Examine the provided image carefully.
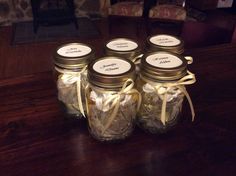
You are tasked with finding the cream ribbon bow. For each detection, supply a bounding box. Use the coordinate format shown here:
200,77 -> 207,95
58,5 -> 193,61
142,71 -> 196,125
58,66 -> 87,117
88,79 -> 141,134
157,71 -> 196,125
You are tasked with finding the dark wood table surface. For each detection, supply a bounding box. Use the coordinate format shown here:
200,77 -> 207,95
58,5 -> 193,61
0,43 -> 236,176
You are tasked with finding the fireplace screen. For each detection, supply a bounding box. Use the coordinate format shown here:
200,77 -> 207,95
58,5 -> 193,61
31,0 -> 78,33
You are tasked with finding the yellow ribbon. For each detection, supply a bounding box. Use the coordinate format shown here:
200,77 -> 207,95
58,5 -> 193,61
132,54 -> 143,64
86,79 -> 141,134
103,79 -> 141,133
184,56 -> 193,64
141,71 -> 196,125
58,66 -> 87,117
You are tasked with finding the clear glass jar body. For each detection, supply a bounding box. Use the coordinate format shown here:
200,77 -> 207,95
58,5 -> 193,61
54,66 -> 87,118
86,86 -> 139,142
136,76 -> 185,133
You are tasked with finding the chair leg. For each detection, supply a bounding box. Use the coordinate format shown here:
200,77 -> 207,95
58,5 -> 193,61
33,20 -> 38,33
108,16 -> 112,34
136,18 -> 144,37
74,18 -> 78,30
66,0 -> 78,30
136,21 -> 140,36
146,19 -> 152,36
177,21 -> 184,36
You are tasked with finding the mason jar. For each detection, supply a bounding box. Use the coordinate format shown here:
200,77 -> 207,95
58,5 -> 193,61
136,51 -> 196,133
85,56 -> 141,142
104,38 -> 142,63
53,43 -> 94,118
146,34 -> 184,55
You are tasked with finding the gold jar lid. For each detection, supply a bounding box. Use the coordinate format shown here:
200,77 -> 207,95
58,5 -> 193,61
105,38 -> 141,60
88,56 -> 136,89
54,43 -> 94,69
140,51 -> 188,81
146,34 -> 184,54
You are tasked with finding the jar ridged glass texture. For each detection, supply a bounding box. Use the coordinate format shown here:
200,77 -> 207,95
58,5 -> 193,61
136,51 -> 195,133
86,57 -> 140,142
53,43 -> 94,118
136,76 -> 185,133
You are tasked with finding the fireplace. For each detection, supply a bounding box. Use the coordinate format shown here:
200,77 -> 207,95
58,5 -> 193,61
30,0 -> 78,33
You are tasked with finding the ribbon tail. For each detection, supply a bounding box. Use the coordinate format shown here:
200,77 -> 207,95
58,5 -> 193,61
161,92 -> 168,125
102,98 -> 120,134
136,91 -> 142,111
132,54 -> 143,64
77,77 -> 85,117
185,56 -> 193,64
177,86 -> 195,121
85,85 -> 90,116
85,84 -> 92,127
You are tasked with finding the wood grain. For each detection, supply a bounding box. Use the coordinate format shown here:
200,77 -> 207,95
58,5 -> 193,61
0,43 -> 236,176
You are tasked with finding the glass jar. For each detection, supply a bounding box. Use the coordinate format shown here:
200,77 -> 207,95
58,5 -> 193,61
86,56 -> 141,142
146,34 -> 184,55
53,43 -> 94,118
136,51 -> 196,133
104,38 -> 142,62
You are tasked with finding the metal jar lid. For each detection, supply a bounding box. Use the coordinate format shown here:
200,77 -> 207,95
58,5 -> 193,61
54,43 -> 94,69
87,56 -> 136,89
146,34 -> 184,55
105,38 -> 142,61
140,51 -> 188,81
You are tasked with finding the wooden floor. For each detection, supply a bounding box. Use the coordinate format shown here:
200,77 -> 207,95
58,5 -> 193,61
0,15 -> 235,80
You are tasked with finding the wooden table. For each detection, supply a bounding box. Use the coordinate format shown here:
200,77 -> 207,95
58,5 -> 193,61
1,44 -> 236,176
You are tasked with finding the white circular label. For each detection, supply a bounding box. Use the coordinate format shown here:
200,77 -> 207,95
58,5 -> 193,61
93,58 -> 131,75
106,39 -> 138,51
146,53 -> 183,68
150,35 -> 181,47
57,44 -> 92,57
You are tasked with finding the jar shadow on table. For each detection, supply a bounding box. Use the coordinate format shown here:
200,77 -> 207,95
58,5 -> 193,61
57,101 -> 88,129
136,112 -> 186,135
